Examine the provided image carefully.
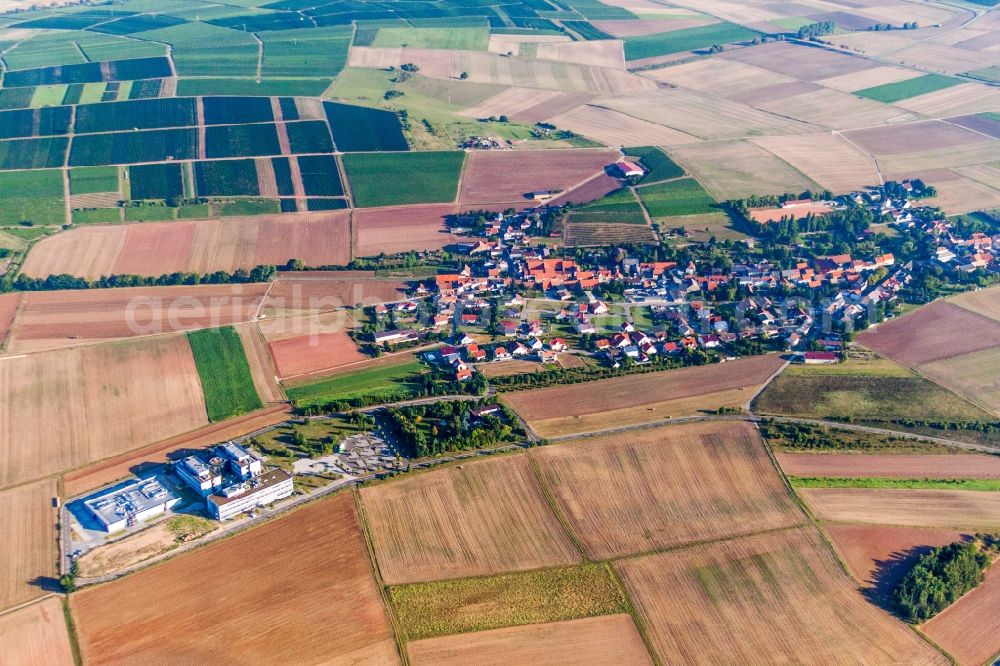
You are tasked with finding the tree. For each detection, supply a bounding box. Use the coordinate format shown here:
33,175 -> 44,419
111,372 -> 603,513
459,71 -> 469,80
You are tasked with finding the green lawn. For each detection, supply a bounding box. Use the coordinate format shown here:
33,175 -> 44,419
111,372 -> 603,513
372,26 -> 489,50
69,166 -> 119,194
30,85 -> 67,108
0,169 -> 65,226
187,327 -> 263,422
790,477 -> 1000,491
570,188 -> 647,224
856,74 -> 961,103
285,359 -> 426,407
637,177 -> 717,217
73,208 -> 121,224
390,564 -> 629,640
343,151 -> 465,207
623,23 -> 760,60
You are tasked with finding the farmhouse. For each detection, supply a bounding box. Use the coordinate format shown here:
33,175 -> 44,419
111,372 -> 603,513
373,329 -> 419,346
799,351 -> 840,364
613,160 -> 644,178
83,478 -> 180,533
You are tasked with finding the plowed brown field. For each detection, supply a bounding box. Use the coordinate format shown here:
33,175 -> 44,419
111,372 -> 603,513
360,454 -> 580,584
922,562 -> 1000,666
858,301 -> 1000,366
458,149 -> 618,204
0,479 -> 57,611
0,336 -> 207,488
262,272 -> 407,317
531,421 -> 803,558
0,292 -> 19,348
407,614 -> 652,666
0,597 -> 74,665
5,284 -> 269,353
353,204 -> 462,256
268,330 -> 367,379
616,528 -> 947,664
776,453 -> 1000,479
502,354 -> 784,437
72,492 -> 399,664
234,323 -> 284,403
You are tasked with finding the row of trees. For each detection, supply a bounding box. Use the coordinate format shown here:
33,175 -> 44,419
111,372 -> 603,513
3,264 -> 277,293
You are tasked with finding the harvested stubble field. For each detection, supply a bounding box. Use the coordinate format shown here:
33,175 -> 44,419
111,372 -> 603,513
799,488 -> 1000,530
360,454 -> 580,585
353,204 -> 463,256
0,336 -> 207,487
0,292 -> 19,347
0,597 -> 74,666
267,330 -> 366,379
477,359 -> 547,378
775,453 -> 1000,479
459,87 -> 591,125
721,41 -> 876,81
407,614 -> 652,666
72,493 -> 398,664
531,422 -> 802,559
21,212 -> 352,279
0,479 -> 57,611
4,284 -> 269,353
390,563 -> 628,640
904,346 -> 1000,416
669,139 -> 820,200
858,301 -> 1000,366
546,104 -> 698,148
233,323 -> 284,404
457,149 -> 619,205
503,354 -> 784,438
945,284 -> 1000,322
262,272 -> 406,317
922,562 -> 1000,666
844,121 -> 990,157
823,524 -> 966,603
616,528 -> 946,665
751,133 -> 881,193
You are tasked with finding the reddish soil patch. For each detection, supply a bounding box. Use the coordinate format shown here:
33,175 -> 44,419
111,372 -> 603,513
547,172 -> 623,208
923,561 -> 1000,666
458,149 -> 619,205
0,292 -> 20,347
825,524 -> 967,606
776,453 -> 1000,479
72,493 -> 398,664
264,272 -> 407,316
63,404 -> 291,497
844,121 -> 988,156
0,597 -> 74,665
728,81 -> 823,106
268,331 -> 367,379
858,301 -> 1000,365
112,222 -> 197,276
7,284 -> 269,353
748,201 -> 834,223
253,212 -> 351,267
353,204 -> 462,256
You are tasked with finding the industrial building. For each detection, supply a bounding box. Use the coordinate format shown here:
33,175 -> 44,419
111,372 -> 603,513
175,441 -> 293,521
83,478 -> 180,533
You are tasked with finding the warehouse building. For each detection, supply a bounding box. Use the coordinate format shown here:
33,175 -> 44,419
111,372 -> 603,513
84,478 -> 180,533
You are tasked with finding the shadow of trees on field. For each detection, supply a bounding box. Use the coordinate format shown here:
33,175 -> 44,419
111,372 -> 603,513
866,534 -> 974,615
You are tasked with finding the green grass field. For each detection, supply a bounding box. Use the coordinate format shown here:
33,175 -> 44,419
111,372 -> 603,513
30,85 -> 67,108
856,74 -> 961,103
0,169 -> 65,226
285,359 -> 426,407
623,22 -> 760,60
176,78 -> 333,98
624,146 -> 684,184
754,359 -> 992,423
70,166 -> 119,194
372,26 -> 489,50
789,477 -> 1000,491
570,188 -> 647,225
638,177 -> 717,218
343,151 -> 465,207
187,327 -> 263,422
390,564 -> 629,640
73,208 -> 121,224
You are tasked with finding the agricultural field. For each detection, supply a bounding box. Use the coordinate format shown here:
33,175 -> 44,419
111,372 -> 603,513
753,355 -> 992,424
458,149 -> 618,205
187,326 -> 263,422
855,74 -> 961,103
568,188 -> 646,225
0,479 -> 57,611
563,222 -> 657,246
21,213 -> 351,279
503,353 -> 784,438
775,453 -> 1000,480
69,166 -> 119,195
3,283 -> 268,354
390,564 -> 627,639
531,422 -> 803,558
616,528 -> 946,664
670,139 -> 820,200
261,272 -> 406,317
800,488 -> 1000,530
0,597 -> 75,666
0,169 -> 65,226
623,22 -> 760,61
0,335 -> 207,487
71,492 -> 399,663
921,563 -> 1000,666
129,163 -> 183,200
360,454 -> 580,584
344,152 -> 465,207
324,101 -> 408,152
407,614 -> 652,666
637,176 -> 717,218
284,356 -> 427,407
266,329 -> 366,379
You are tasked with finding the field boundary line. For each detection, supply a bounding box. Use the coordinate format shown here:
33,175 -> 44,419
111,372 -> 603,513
608,522 -> 810,565
0,291 -> 25,355
605,563 -> 663,666
0,592 -> 59,619
753,419 -> 813,522
61,596 -> 83,666
525,453 -> 592,561
352,487 -> 410,666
